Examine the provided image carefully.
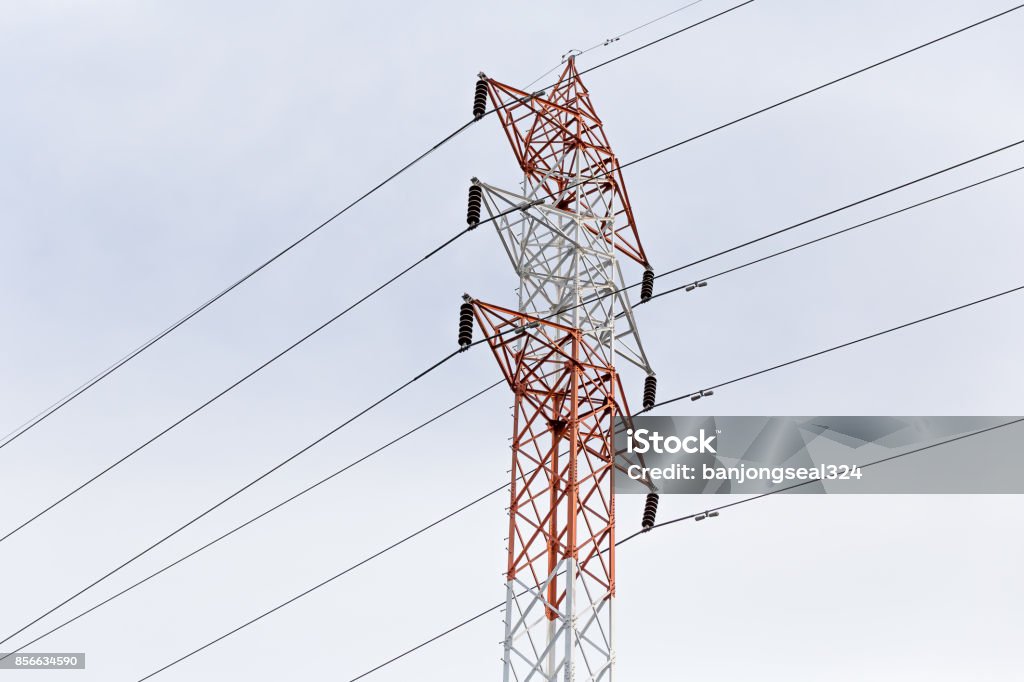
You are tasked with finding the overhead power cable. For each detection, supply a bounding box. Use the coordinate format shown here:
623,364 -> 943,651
0,0 -> 754,454
0,340 -> 504,645
6,2 -> 1016,543
576,0 -> 754,79
617,3 -> 1024,172
0,127 -> 473,453
6,134 -> 1015,614
8,14 -> 1022,650
646,284 -> 1024,410
618,416 -> 1024,541
0,228 -> 472,546
8,4 -> 1020,670
510,3 -> 1024,215
532,137 -> 1024,348
134,417 -> 1024,681
0,195 -> 557,547
578,0 -> 710,54
17,279 -> 1011,667
524,0 -> 751,87
0,381 -> 502,654
16,158 -> 1016,647
133,481 -> 514,682
638,140 -> 1024,291
7,135 -> 1020,644
38,284 -> 1021,669
639,163 -> 1024,305
7,157 -> 1017,646
0,0 -> 764,543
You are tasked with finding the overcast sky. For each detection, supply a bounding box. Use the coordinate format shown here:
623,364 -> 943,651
1,1 -> 1022,680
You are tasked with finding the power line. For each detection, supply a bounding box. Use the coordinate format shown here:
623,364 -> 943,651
330,5 -> 1024,674
13,142 -> 1012,641
135,481 -> 513,682
25,131 -> 1024,622
128,414 -> 1024,680
344,418 -> 1024,681
51,280 -> 1024,667
643,138 -> 1024,289
7,2 -> 1015,543
0,125 -> 473,453
641,163 -> 1024,305
0,228 -> 471,546
0,0 -> 754,455
348,601 -> 504,682
524,0 -> 751,88
498,1 -> 1023,229
648,283 -> 1024,410
0,196 -> 550,548
8,4 -> 1020,674
0,339 -> 503,644
588,0 -> 710,47
619,3 -> 1024,172
619,416 -> 1024,542
517,17 -> 1024,321
7,131 -> 1016,611
577,0 -> 753,78
9,260 -> 1013,661
0,1 -> 766,543
0,381 -> 502,654
111,288 -> 1024,677
521,2 -> 1024,213
8,7 -> 1022,647
521,136 -> 1024,347
10,158 -> 1018,645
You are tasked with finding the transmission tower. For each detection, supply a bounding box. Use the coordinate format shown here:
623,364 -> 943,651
460,58 -> 658,681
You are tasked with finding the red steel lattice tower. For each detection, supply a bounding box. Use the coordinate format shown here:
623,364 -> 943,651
465,58 -> 655,681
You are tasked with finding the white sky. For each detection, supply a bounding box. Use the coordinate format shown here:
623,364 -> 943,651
1,1 -> 1022,680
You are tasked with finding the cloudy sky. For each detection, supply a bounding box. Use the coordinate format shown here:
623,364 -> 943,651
1,1 -> 1022,680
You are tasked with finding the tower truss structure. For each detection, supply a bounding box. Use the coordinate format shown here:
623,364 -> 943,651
468,57 -> 654,681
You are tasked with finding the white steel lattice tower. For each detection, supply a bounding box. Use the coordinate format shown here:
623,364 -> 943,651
465,57 -> 655,681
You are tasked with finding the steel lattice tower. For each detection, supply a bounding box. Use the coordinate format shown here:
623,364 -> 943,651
465,57 -> 654,681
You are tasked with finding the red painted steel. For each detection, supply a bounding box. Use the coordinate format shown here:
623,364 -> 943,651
471,300 -> 627,617
484,58 -> 650,267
